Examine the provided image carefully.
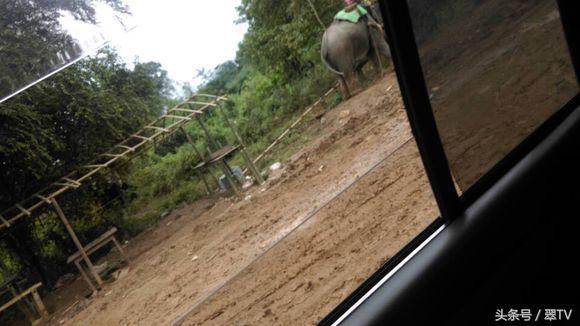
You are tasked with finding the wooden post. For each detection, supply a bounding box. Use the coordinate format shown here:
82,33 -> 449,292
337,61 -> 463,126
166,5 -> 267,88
51,199 -> 103,288
217,104 -> 265,185
240,149 -> 264,185
111,236 -> 127,262
0,283 -> 46,320
180,127 -> 213,194
219,160 -> 241,196
196,113 -> 226,180
194,110 -> 219,152
31,289 -> 49,319
206,166 -> 220,189
7,285 -> 34,321
0,213 -> 10,227
74,260 -> 97,293
225,160 -> 244,194
180,127 -> 205,160
197,170 -> 212,195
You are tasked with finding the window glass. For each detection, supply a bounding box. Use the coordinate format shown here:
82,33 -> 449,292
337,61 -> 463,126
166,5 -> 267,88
0,0 -> 135,103
408,0 -> 578,191
1,1 -> 440,325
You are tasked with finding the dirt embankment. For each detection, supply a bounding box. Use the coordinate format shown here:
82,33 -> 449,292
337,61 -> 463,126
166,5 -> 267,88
51,73 -> 437,326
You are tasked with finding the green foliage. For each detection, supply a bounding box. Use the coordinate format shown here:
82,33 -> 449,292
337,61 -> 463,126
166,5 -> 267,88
112,0 -> 344,238
0,243 -> 21,282
149,0 -> 343,158
0,46 -> 173,285
237,0 -> 342,79
115,146 -> 208,236
31,212 -> 67,260
0,47 -> 171,209
129,147 -> 196,199
197,61 -> 250,95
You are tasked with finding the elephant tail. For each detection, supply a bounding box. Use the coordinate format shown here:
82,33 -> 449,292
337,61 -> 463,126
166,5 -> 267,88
321,32 -> 344,76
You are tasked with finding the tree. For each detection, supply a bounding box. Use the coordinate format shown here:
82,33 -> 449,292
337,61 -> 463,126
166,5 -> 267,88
0,46 -> 172,286
0,0 -> 128,99
237,0 -> 342,79
0,47 -> 171,211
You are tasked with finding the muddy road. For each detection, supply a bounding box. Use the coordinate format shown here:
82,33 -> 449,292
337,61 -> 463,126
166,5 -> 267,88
52,73 -> 438,325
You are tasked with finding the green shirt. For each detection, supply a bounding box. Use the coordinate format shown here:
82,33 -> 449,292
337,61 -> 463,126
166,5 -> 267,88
335,4 -> 368,24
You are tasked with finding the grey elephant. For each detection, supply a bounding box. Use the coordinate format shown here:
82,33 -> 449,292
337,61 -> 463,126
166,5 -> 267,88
321,3 -> 391,98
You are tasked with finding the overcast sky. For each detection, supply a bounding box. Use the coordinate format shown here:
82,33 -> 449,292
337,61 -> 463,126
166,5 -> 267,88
63,0 -> 248,89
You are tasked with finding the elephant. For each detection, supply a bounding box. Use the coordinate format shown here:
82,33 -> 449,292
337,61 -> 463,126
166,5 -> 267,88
321,3 -> 391,99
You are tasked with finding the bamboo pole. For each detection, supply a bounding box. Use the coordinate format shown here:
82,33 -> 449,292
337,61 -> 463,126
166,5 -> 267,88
0,96 -> 227,231
165,115 -> 191,121
185,101 -> 217,107
252,86 -> 338,165
131,134 -> 152,141
0,214 -> 10,227
219,160 -> 241,196
15,204 -> 31,216
195,114 -> 219,151
191,94 -> 219,99
180,127 -> 205,161
62,177 -> 81,187
101,153 -> 123,158
169,108 -> 203,114
31,287 -> 49,318
51,199 -> 103,288
0,283 -> 44,315
216,104 -> 265,185
34,195 -> 51,204
144,126 -> 169,133
180,127 -> 212,195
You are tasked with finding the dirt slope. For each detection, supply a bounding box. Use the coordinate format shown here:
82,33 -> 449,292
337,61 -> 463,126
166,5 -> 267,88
53,73 -> 438,325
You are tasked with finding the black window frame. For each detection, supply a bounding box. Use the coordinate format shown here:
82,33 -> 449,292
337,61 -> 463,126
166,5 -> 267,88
383,0 -> 580,221
320,0 -> 580,324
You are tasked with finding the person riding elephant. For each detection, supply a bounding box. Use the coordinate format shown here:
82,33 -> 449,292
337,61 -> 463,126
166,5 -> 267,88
340,0 -> 387,48
340,0 -> 381,29
321,0 -> 391,98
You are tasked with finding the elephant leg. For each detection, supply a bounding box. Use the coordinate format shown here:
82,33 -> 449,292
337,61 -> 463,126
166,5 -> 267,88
338,76 -> 351,99
370,27 -> 391,57
377,39 -> 392,67
345,71 -> 362,96
357,68 -> 366,88
369,27 -> 392,71
368,51 -> 383,78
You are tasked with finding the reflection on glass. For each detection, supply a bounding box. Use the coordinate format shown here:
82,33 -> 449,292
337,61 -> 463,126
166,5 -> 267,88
408,0 -> 578,191
0,0 -> 135,103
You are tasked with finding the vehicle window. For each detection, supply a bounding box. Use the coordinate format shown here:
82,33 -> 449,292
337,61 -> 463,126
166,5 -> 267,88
0,1 -> 441,325
407,0 -> 577,191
